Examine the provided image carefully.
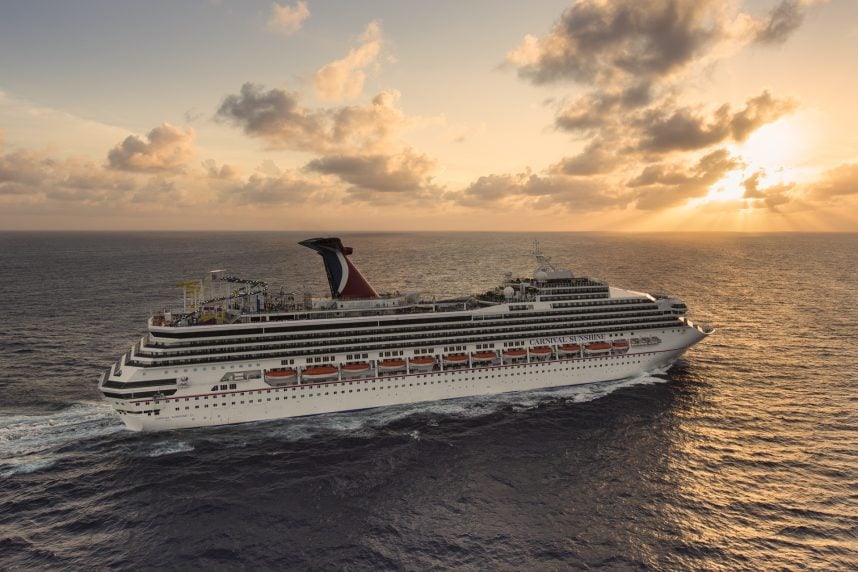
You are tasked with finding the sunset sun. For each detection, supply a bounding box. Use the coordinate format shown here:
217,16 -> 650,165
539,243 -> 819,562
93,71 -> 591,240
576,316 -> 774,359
691,116 -> 809,208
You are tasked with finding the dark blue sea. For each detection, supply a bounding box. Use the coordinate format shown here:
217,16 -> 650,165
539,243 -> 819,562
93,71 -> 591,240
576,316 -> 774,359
0,232 -> 855,570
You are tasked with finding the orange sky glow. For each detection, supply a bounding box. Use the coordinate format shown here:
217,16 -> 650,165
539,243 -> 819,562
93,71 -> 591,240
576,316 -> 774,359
1,0 -> 856,232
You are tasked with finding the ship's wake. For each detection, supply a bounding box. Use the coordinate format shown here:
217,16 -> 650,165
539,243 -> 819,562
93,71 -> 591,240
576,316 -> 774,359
0,368 -> 672,472
0,402 -> 123,477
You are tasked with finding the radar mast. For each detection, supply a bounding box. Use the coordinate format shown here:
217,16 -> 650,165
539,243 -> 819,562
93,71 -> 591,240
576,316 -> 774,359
532,240 -> 556,274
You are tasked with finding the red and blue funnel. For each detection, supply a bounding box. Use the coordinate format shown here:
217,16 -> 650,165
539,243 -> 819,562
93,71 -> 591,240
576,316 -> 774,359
299,237 -> 379,299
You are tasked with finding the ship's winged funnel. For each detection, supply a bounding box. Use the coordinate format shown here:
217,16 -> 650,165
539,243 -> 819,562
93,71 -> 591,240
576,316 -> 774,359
299,238 -> 379,299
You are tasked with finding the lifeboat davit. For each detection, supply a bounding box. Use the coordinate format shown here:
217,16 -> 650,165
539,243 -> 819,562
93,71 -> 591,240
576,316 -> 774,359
585,342 -> 611,354
612,340 -> 630,353
472,351 -> 496,363
342,362 -> 370,377
378,359 -> 406,372
409,356 -> 436,370
529,346 -> 553,359
302,365 -> 339,380
443,354 -> 469,366
558,344 -> 581,356
264,368 -> 298,385
503,349 -> 526,360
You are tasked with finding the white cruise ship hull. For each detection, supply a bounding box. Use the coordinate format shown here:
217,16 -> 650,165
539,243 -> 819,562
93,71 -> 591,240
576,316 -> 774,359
113,327 -> 704,432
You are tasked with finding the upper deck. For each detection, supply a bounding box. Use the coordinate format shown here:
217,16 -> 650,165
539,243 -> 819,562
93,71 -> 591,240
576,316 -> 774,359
150,237 -> 679,332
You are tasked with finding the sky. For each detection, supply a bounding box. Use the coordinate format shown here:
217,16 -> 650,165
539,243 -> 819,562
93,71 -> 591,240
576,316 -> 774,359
1,0 -> 857,232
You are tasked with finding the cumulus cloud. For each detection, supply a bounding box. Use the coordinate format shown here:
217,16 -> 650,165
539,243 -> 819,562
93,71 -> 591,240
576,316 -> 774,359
129,178 -> 179,204
447,171 -> 621,212
550,140 -> 622,176
555,83 -> 652,133
314,21 -> 383,101
754,0 -> 806,45
507,0 -> 725,86
809,163 -> 858,200
107,123 -> 195,173
1,147 -> 137,202
216,84 -> 407,154
741,170 -> 795,210
497,0 -> 808,217
225,172 -> 321,205
742,171 -> 768,199
202,159 -> 240,180
0,149 -> 51,192
636,91 -> 796,153
627,148 -> 742,209
305,148 -> 435,196
267,1 -> 310,34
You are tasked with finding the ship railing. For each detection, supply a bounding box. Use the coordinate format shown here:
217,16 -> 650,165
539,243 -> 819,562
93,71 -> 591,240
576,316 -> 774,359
98,367 -> 110,388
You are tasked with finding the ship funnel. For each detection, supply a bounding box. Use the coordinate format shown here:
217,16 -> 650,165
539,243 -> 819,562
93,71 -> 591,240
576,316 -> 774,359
299,237 -> 379,299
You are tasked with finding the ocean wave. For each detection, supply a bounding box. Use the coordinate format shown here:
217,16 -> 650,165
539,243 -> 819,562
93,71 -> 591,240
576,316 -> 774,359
0,458 -> 57,479
262,367 -> 671,443
145,441 -> 196,457
0,403 -> 123,471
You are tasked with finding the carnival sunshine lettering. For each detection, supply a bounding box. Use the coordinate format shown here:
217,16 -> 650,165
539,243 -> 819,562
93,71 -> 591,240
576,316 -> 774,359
530,334 -> 606,345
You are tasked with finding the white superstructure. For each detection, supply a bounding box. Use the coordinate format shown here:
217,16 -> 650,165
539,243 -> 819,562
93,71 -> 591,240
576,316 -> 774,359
99,238 -> 713,432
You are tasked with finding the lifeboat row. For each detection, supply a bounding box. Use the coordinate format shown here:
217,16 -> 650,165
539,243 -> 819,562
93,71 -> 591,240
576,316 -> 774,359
504,340 -> 631,359
264,340 -> 632,383
264,357 -> 439,384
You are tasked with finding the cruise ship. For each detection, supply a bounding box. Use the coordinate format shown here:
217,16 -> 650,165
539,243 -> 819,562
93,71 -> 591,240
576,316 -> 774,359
99,237 -> 713,432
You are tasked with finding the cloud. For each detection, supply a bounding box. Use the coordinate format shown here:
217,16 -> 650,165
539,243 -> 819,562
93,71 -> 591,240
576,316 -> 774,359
501,0 -> 808,211
741,170 -> 795,210
507,0 -> 724,86
224,172 -> 321,205
550,140 -> 622,176
555,83 -> 652,133
0,149 -> 51,192
107,123 -> 195,173
636,91 -> 796,153
742,171 -> 768,198
729,91 -> 797,140
267,1 -> 310,34
447,170 -> 621,212
202,159 -> 240,180
305,148 -> 436,196
314,21 -> 383,101
1,147 -> 137,201
627,148 -> 742,209
754,0 -> 805,45
216,84 -> 408,154
808,163 -> 858,200
130,178 -> 179,204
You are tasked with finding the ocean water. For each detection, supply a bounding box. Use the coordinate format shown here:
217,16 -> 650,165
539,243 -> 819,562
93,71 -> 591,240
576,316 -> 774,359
0,231 -> 855,570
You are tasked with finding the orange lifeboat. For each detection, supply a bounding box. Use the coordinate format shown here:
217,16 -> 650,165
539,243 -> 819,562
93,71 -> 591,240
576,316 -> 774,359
341,362 -> 370,377
558,344 -> 581,356
612,339 -> 630,353
472,351 -> 496,363
302,365 -> 338,380
443,353 -> 469,366
529,346 -> 553,359
584,342 -> 611,354
264,368 -> 298,385
503,348 -> 527,359
378,359 -> 406,372
409,356 -> 436,370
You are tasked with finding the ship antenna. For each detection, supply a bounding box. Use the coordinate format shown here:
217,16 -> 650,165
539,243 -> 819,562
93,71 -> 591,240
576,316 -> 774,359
531,239 -> 556,273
